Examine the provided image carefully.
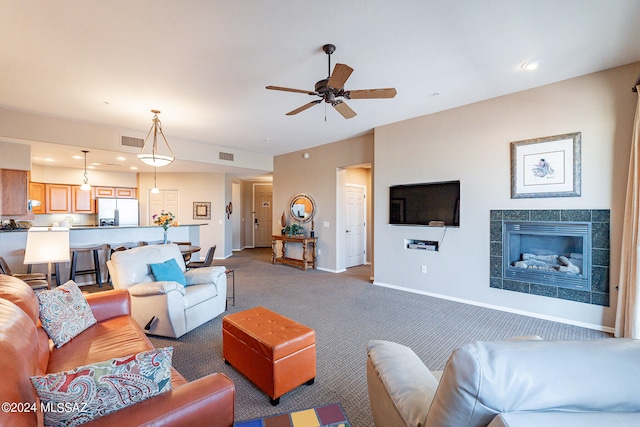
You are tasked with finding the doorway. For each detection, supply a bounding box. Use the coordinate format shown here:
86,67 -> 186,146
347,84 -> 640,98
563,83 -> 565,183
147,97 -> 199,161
253,183 -> 273,248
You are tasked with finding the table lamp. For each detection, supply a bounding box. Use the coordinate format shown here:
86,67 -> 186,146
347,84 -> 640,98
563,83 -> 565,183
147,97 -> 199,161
24,227 -> 70,289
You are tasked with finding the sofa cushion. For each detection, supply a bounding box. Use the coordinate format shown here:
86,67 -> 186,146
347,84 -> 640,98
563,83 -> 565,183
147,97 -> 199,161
426,338 -> 640,427
45,307 -> 188,388
150,258 -> 186,286
31,347 -> 173,427
183,282 -> 219,308
0,299 -> 40,427
109,244 -> 186,290
36,281 -> 97,348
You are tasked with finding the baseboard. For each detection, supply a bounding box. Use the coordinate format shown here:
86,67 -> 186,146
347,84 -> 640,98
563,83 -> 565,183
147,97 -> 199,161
372,281 -> 614,334
318,267 -> 346,273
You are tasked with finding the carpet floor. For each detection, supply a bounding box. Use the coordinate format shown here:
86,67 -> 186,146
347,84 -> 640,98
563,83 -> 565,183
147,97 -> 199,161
148,248 -> 610,426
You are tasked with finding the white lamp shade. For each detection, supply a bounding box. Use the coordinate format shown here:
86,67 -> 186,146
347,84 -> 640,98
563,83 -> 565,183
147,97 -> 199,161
23,227 -> 70,264
137,153 -> 174,167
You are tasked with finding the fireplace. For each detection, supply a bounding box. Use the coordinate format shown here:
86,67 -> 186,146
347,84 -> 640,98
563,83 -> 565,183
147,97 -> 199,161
489,209 -> 610,306
503,221 -> 591,291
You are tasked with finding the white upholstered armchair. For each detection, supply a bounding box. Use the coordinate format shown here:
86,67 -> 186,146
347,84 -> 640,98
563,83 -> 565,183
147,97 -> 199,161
107,243 -> 227,338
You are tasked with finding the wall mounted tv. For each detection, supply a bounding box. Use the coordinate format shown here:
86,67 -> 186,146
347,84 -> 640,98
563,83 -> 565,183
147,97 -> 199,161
389,180 -> 460,227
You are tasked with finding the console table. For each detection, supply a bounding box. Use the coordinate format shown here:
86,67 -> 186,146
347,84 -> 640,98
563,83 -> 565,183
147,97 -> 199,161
271,235 -> 317,271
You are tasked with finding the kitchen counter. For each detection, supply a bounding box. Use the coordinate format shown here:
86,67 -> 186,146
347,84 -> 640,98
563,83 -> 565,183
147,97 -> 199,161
0,224 -> 207,286
0,223 -> 208,232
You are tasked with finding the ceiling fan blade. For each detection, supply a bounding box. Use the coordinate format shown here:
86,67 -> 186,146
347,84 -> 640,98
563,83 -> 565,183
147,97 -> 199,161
266,85 -> 318,95
327,63 -> 354,90
345,88 -> 397,99
286,100 -> 322,116
333,100 -> 356,119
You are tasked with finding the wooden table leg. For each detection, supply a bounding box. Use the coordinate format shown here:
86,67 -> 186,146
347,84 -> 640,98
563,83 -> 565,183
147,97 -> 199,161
271,239 -> 277,264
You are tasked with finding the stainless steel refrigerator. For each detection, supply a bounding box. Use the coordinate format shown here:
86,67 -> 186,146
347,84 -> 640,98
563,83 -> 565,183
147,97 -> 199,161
97,198 -> 139,226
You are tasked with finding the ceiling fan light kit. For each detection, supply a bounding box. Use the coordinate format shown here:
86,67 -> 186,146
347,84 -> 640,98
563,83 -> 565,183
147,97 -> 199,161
266,43 -> 397,119
137,109 -> 175,167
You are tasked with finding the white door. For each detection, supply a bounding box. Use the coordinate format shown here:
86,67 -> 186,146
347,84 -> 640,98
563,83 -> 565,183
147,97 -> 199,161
345,185 -> 365,268
254,184 -> 272,247
149,190 -> 179,224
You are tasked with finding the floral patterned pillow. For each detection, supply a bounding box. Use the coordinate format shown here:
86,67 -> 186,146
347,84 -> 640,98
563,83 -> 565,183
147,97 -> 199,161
36,280 -> 97,348
30,347 -> 173,427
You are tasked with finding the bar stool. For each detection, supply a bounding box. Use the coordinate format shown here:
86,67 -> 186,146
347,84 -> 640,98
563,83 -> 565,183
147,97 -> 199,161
69,245 -> 103,287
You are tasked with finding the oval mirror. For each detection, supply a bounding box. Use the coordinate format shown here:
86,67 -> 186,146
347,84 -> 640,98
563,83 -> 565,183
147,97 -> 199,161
289,193 -> 316,224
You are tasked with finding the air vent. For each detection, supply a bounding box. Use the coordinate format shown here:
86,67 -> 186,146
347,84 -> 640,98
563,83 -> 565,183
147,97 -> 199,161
121,135 -> 145,148
219,152 -> 234,161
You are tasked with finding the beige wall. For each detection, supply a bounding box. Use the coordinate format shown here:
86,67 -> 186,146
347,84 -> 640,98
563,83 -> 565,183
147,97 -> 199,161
30,164 -> 137,187
0,141 -> 30,170
0,108 -> 273,172
373,62 -> 639,331
138,171 -> 227,260
274,134 -> 374,271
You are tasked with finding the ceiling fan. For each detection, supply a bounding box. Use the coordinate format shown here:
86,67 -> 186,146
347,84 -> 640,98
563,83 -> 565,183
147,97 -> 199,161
266,44 -> 397,119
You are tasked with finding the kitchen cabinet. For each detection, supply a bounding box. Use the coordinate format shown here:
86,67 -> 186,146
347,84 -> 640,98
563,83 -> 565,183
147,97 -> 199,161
94,186 -> 137,199
115,187 -> 136,198
71,185 -> 95,213
45,184 -> 72,214
0,169 -> 28,215
29,182 -> 46,214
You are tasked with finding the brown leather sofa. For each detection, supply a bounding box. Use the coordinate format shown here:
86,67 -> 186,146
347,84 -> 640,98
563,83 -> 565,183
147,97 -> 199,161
0,274 -> 235,426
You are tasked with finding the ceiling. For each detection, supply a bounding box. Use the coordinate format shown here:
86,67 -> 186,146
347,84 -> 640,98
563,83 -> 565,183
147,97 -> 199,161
1,1 -> 639,175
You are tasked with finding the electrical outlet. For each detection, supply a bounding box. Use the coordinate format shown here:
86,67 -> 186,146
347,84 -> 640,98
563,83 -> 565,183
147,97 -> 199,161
421,265 -> 427,274
323,221 -> 330,228
318,249 -> 322,255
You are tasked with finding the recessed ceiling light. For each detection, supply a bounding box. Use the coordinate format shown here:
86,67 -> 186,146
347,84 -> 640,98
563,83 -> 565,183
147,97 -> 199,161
130,166 -> 138,170
117,156 -> 126,161
90,162 -> 101,166
44,158 -> 54,162
87,166 -> 96,169
72,155 -> 82,159
521,60 -> 541,71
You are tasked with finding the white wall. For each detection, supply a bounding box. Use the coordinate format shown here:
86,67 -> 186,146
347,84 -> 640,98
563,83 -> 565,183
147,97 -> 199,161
373,62 -> 638,331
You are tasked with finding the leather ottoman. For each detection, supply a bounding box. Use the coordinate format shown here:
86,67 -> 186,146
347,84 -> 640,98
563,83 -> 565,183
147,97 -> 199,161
222,306 -> 316,405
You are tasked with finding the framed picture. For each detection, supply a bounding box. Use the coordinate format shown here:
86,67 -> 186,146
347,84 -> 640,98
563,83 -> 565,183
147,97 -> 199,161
510,132 -> 581,198
193,202 -> 211,220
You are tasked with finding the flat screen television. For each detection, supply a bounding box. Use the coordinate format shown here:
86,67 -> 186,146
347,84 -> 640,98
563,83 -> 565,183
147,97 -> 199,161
389,180 -> 460,226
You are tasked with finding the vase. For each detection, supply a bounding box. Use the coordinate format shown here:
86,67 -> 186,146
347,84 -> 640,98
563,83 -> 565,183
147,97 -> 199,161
163,229 -> 168,244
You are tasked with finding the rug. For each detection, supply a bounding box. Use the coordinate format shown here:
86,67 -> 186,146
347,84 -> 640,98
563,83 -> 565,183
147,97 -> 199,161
233,403 -> 350,427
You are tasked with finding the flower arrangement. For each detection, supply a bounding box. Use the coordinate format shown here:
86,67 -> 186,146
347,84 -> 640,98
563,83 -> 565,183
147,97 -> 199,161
153,212 -> 176,231
153,212 -> 176,244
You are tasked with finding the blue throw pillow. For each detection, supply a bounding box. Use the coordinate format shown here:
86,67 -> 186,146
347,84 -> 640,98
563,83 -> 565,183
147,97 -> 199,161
150,258 -> 186,286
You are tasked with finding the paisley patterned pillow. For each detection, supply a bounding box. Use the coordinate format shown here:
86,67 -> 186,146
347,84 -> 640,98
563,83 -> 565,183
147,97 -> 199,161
30,347 -> 173,427
36,280 -> 97,348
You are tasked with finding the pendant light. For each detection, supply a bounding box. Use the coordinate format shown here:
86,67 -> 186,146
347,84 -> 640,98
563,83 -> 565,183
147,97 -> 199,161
80,150 -> 91,191
137,109 -> 175,167
151,167 -> 160,194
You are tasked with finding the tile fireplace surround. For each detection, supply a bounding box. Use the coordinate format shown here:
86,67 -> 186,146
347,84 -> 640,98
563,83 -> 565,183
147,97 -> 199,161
490,209 -> 610,306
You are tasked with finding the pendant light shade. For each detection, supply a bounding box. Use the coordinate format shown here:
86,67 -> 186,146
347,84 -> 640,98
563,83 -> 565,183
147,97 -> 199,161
80,150 -> 91,191
137,110 -> 175,167
151,167 -> 160,194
